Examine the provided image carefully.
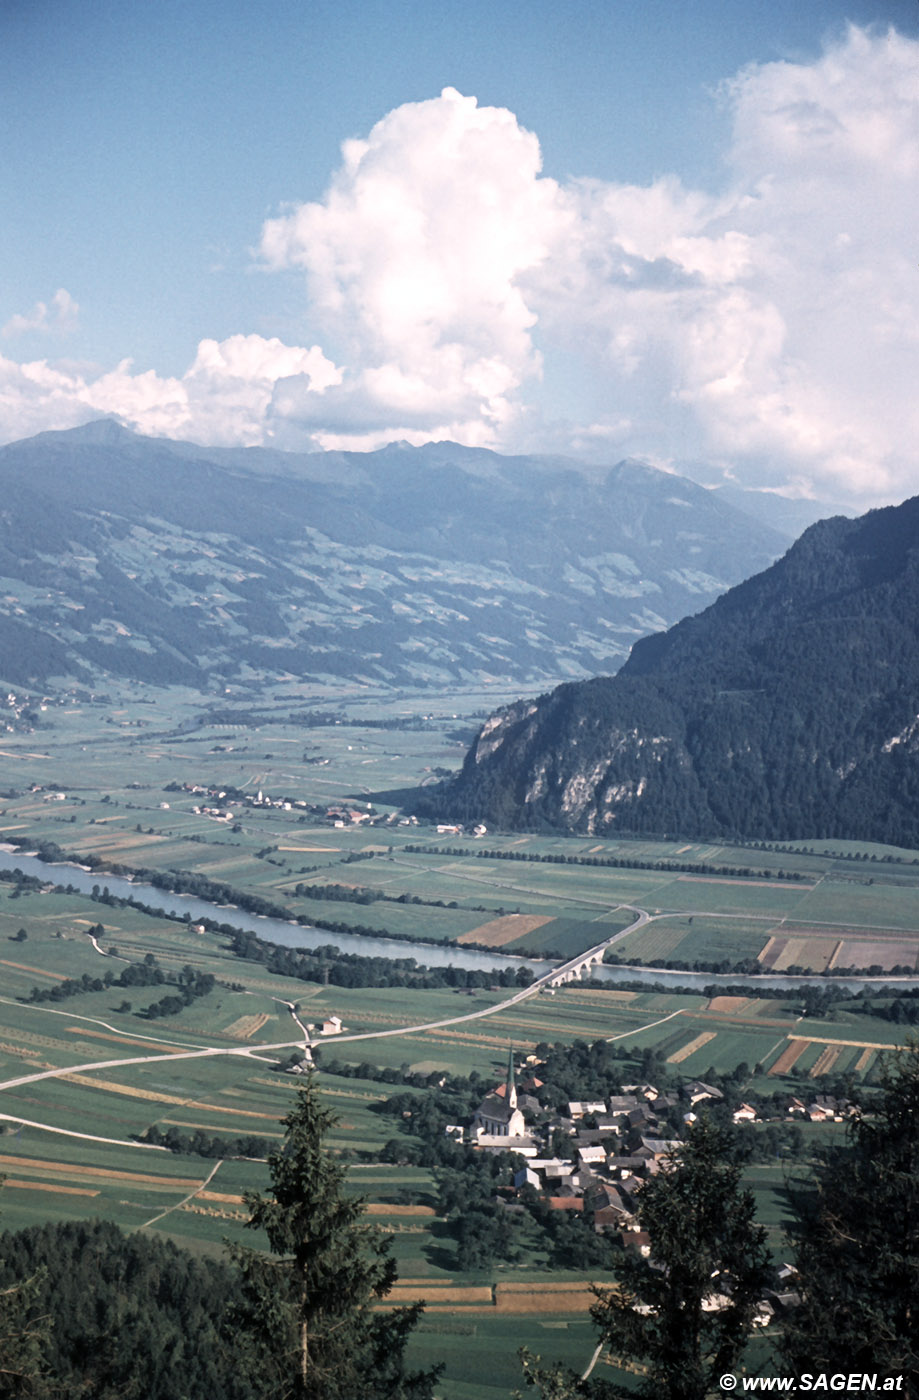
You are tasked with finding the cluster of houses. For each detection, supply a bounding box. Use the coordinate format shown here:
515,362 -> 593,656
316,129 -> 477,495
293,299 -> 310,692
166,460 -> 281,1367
467,1053 -> 723,1226
175,781 -> 492,837
173,781 -> 390,831
467,1057 -> 852,1187
181,783 -> 317,822
463,1052 -> 812,1325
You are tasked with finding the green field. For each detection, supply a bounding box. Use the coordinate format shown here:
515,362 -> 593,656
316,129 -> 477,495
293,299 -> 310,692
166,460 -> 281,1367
0,683 -> 917,1396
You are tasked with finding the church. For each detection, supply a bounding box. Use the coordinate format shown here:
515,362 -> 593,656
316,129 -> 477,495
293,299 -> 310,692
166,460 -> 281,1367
471,1048 -> 536,1153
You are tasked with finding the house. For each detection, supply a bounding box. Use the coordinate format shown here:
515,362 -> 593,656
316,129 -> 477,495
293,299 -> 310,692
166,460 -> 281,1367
577,1144 -> 608,1167
320,1015 -> 343,1035
733,1103 -> 758,1123
627,1105 -> 658,1133
519,1074 -> 544,1094
807,1094 -> 851,1122
590,1185 -> 636,1231
567,1100 -> 607,1119
528,1157 -> 569,1171
619,1230 -> 652,1257
606,1154 -> 649,1179
686,1081 -> 724,1106
476,1135 -> 538,1157
640,1137 -> 682,1159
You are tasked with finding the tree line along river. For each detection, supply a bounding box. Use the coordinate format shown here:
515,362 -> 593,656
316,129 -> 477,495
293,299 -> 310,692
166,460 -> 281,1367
2,846 -> 917,995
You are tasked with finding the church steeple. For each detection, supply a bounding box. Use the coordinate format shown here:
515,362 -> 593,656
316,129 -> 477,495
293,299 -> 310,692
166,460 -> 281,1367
506,1045 -> 517,1110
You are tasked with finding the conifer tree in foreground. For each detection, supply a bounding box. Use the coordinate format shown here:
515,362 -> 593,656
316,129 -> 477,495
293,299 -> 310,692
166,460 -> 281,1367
781,1041 -> 919,1390
230,1074 -> 439,1400
0,1268 -> 49,1398
0,1181 -> 50,1400
521,1118 -> 770,1400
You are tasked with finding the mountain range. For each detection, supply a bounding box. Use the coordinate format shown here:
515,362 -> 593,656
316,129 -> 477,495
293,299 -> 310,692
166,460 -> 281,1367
0,420 -> 791,694
427,495 -> 919,846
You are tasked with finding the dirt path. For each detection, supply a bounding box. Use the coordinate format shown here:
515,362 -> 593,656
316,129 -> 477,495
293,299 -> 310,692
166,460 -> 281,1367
138,1158 -> 224,1228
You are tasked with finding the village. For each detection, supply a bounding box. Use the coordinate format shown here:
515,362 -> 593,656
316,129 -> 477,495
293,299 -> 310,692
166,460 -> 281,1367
464,1050 -> 852,1252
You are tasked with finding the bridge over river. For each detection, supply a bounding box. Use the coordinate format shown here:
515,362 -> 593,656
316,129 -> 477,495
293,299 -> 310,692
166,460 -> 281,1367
541,907 -> 650,988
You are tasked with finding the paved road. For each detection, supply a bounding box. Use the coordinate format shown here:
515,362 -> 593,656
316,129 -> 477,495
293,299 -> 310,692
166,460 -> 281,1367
0,907 -> 651,1097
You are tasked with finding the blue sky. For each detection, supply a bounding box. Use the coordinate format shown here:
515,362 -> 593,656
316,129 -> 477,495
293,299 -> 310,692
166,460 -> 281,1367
3,0 -> 918,505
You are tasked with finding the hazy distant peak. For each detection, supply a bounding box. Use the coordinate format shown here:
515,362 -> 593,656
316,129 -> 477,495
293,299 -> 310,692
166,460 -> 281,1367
45,417 -> 141,447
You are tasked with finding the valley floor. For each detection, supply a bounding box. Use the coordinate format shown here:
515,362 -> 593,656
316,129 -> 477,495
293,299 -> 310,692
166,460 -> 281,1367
0,681 -> 915,1397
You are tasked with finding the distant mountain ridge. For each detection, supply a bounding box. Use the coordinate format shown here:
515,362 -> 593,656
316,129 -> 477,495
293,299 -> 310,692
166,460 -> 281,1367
431,496 -> 919,846
0,421 -> 787,693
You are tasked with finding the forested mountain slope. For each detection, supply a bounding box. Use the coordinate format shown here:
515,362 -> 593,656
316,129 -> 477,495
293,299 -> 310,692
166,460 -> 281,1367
430,496 -> 919,845
0,420 -> 786,692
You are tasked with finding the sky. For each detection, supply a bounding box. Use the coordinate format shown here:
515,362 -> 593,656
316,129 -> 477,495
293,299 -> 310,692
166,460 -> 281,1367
2,0 -> 918,508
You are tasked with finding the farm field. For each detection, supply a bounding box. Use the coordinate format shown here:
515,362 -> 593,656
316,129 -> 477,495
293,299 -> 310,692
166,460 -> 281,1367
0,683 -> 917,1396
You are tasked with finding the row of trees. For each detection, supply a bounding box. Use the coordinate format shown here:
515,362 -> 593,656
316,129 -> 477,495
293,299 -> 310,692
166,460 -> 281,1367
402,842 -> 806,881
22,958 -> 216,1019
230,927 -> 534,992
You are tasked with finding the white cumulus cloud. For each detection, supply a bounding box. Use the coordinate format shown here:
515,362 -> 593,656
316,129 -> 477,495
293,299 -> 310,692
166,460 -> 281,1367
259,86 -> 569,450
0,334 -> 340,447
531,24 -> 919,503
254,31 -> 919,503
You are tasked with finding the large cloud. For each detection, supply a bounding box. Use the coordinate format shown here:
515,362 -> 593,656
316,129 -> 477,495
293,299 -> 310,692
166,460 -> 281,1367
2,26 -> 917,504
524,24 -> 919,502
258,29 -> 919,500
260,86 -> 568,449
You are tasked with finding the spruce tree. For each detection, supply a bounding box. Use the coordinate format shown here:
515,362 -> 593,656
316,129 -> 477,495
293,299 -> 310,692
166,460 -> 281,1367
0,1183 -> 51,1399
781,1042 -> 919,1389
521,1118 -> 769,1399
230,1074 -> 438,1400
0,1269 -> 49,1398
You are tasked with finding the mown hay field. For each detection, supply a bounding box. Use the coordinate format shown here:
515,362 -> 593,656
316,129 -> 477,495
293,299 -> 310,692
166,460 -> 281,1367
667,1030 -> 717,1064
457,913 -> 552,948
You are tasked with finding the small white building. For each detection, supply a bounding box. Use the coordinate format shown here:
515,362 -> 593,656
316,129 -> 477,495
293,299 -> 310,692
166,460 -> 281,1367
578,1144 -> 608,1166
568,1100 -> 607,1119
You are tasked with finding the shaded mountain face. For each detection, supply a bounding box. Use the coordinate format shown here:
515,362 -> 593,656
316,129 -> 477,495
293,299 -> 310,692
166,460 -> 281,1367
434,497 -> 919,846
0,422 -> 786,693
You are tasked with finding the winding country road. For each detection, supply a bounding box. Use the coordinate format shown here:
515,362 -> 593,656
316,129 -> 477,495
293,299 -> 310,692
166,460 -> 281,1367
0,907 -> 652,1146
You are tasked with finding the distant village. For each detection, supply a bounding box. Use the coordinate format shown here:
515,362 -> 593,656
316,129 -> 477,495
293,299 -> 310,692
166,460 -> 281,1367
442,1051 -> 851,1325
155,779 -> 418,831
464,1051 -> 851,1254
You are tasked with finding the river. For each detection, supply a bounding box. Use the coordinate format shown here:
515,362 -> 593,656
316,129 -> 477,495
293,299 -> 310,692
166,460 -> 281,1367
0,847 -> 548,975
3,847 -> 917,995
